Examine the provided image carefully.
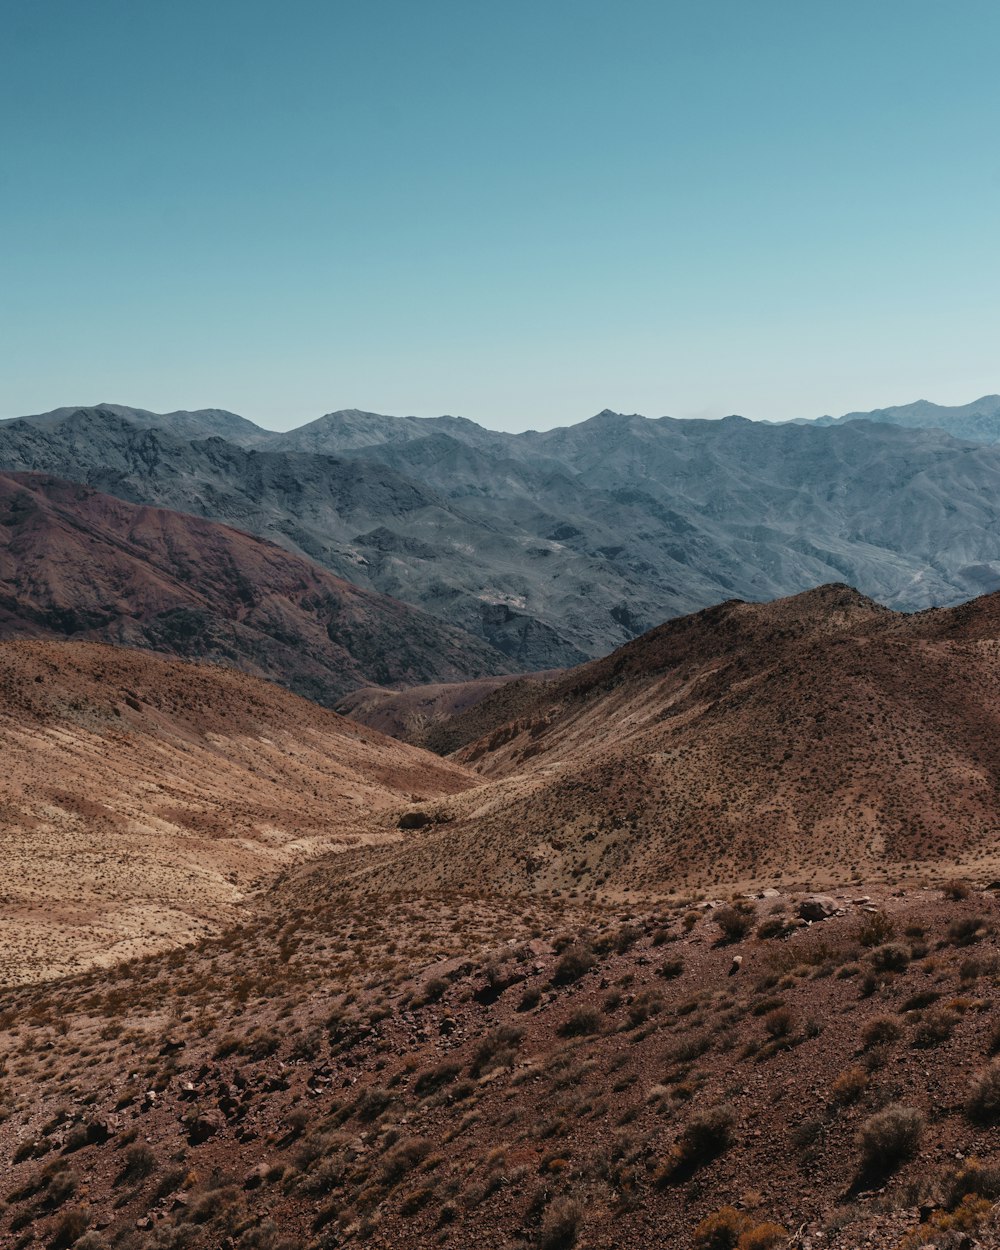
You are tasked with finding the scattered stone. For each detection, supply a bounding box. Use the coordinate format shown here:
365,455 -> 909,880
243,1163 -> 268,1190
797,895 -> 839,922
184,1110 -> 224,1144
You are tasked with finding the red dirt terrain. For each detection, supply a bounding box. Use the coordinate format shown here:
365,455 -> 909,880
0,472 -> 513,703
0,640 -> 474,985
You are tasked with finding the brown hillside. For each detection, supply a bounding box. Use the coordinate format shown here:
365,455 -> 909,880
0,472 -> 514,703
352,585 -> 1000,898
4,867 -> 1000,1250
337,670 -> 560,748
0,640 -> 475,985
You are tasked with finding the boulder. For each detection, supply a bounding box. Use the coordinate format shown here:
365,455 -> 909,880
797,895 -> 839,922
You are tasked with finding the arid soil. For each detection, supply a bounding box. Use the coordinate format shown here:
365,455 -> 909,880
2,872 -> 1000,1249
0,640 -> 473,985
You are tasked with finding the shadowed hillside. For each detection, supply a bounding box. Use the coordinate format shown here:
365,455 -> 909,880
0,472 -> 514,702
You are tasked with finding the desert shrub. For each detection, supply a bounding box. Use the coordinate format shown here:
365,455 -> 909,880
552,945 -> 596,985
693,1206 -> 752,1250
739,1225 -> 789,1250
857,1103 -> 924,1174
714,904 -> 755,943
470,1025 -> 524,1077
539,1195 -> 584,1249
869,943 -> 910,973
381,1137 -> 430,1185
912,1007 -> 957,1048
517,986 -> 541,1012
763,1007 -> 795,1040
354,1087 -> 393,1123
671,1104 -> 737,1174
240,1027 -> 281,1061
413,1062 -> 460,1096
949,915 -> 990,947
900,989 -> 941,1012
861,1015 -> 902,1049
399,1183 -> 436,1214
558,1008 -> 603,1038
966,1060 -> 1000,1124
670,1031 -> 712,1064
943,1157 -> 1000,1207
857,911 -> 895,948
960,954 -> 998,982
73,1235 -> 110,1250
831,1066 -> 868,1104
756,916 -> 788,940
48,1208 -> 90,1249
657,956 -> 684,979
419,977 -> 448,1004
117,1143 -> 157,1185
942,879 -> 972,900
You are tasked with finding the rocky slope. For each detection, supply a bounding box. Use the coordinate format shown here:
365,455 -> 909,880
0,472 -> 513,703
0,639 -> 475,985
3,867 -> 1000,1250
344,584 -> 1000,900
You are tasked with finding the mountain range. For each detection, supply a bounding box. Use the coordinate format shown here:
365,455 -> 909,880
3,397 -> 1000,667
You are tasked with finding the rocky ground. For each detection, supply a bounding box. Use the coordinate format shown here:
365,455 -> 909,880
3,871 -> 1000,1249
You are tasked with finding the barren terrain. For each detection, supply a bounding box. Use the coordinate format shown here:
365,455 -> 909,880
5,586 -> 1000,1247
347,585 -> 1000,902
0,640 -> 473,985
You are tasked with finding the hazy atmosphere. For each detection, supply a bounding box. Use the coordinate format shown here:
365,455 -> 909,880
3,0 -> 999,429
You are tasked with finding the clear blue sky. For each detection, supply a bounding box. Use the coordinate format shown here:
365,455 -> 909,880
2,0 -> 998,431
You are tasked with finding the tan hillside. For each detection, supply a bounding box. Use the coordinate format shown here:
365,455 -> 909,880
0,640 -> 475,985
350,585 -> 1000,898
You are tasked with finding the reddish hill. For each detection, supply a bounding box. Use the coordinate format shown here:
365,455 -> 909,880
354,584 -> 1000,897
0,472 -> 513,703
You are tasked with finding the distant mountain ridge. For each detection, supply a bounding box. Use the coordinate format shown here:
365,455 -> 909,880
800,394 -> 1000,443
4,396 -> 1000,664
10,393 -> 1000,448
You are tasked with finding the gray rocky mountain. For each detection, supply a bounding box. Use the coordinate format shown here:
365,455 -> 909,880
2,403 -> 273,446
802,394 -> 1000,443
4,400 -> 1000,667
